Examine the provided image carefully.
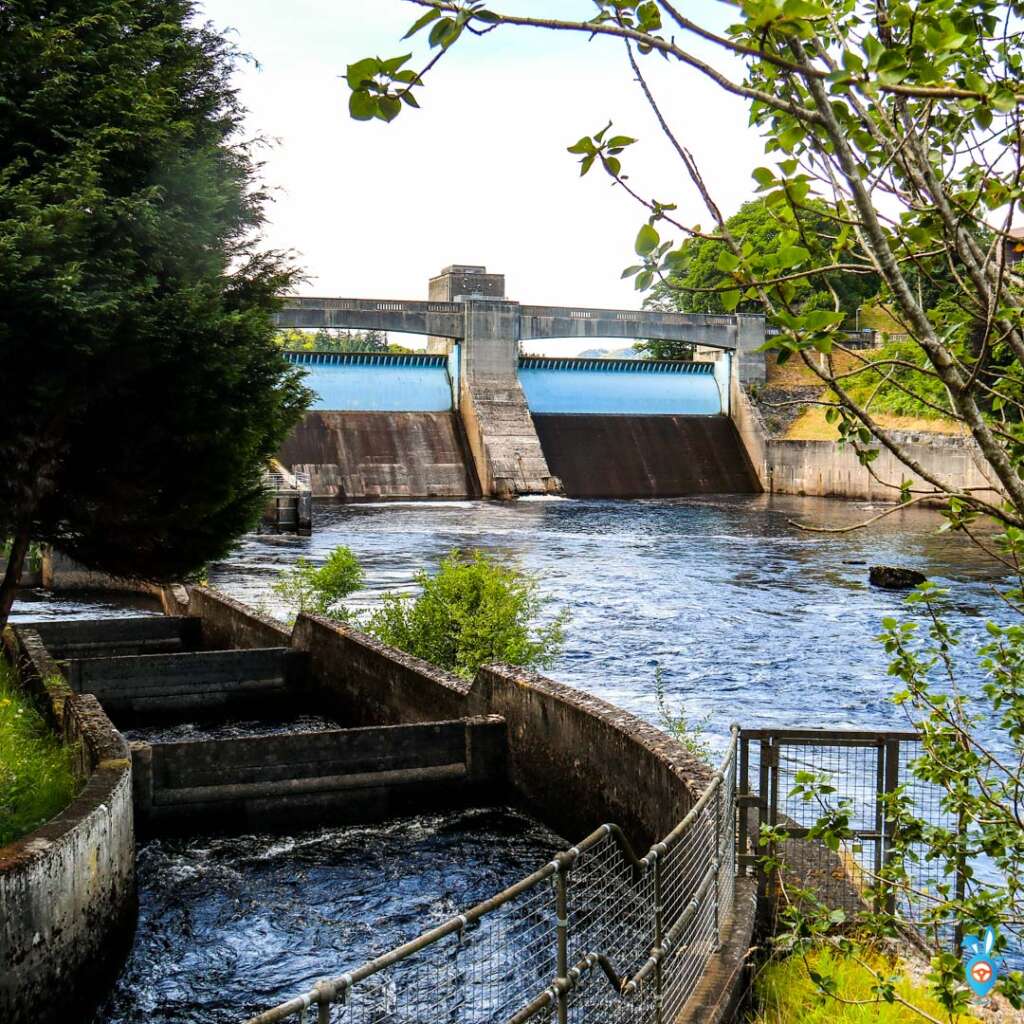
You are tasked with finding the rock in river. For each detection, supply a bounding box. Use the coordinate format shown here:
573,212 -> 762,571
869,565 -> 927,590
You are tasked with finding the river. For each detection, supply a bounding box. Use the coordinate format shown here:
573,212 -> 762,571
16,492 -> 1010,1020
208,494 -> 1008,751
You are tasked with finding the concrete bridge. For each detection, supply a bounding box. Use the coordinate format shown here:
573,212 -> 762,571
275,265 -> 765,500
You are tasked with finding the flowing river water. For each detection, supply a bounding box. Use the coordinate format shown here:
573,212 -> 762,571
12,493 -> 1013,1020
211,494 -> 1008,749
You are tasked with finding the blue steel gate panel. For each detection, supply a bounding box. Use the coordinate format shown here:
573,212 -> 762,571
284,351 -> 453,412
517,357 -> 723,416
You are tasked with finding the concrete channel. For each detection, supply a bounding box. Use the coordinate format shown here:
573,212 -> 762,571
2,590 -> 756,1024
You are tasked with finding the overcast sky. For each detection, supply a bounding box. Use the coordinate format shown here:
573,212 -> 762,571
199,1 -> 766,341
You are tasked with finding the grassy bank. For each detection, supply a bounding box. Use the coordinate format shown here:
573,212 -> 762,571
0,658 -> 79,846
752,942 -> 972,1024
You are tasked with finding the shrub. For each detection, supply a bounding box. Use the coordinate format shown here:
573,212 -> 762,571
272,546 -> 365,619
654,666 -> 712,762
364,549 -> 567,679
0,659 -> 79,846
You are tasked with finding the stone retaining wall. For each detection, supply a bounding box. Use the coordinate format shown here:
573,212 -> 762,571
0,629 -> 135,1024
764,431 -> 1001,502
731,381 -> 1002,502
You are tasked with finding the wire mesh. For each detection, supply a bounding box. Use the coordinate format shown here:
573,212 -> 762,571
741,730 -> 1023,962
244,733 -> 741,1024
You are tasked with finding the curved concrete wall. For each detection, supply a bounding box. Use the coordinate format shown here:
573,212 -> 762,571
0,630 -> 135,1024
180,587 -> 756,1022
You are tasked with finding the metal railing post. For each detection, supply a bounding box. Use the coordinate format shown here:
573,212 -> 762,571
737,733 -> 749,874
882,738 -> 900,916
555,866 -> 569,1024
654,852 -> 664,1024
713,782 -> 722,945
315,980 -> 334,1024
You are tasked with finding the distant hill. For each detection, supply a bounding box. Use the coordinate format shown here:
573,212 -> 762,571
575,346 -> 639,359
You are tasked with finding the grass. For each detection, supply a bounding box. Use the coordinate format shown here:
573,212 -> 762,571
0,658 -> 80,847
785,405 -> 966,441
752,942 -> 973,1024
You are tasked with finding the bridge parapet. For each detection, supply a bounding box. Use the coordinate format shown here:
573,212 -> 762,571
518,304 -> 740,348
277,296 -> 757,353
277,297 -> 463,338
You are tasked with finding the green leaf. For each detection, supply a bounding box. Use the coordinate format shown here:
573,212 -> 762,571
346,58 -> 380,90
349,90 -> 377,121
635,223 -> 660,256
403,8 -> 441,38
721,288 -> 741,311
752,166 -> 775,188
376,95 -> 402,122
716,250 -> 741,272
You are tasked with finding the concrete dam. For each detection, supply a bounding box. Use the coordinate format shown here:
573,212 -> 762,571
275,265 -> 764,500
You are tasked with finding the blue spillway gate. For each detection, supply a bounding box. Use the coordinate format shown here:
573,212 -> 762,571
284,351 -> 453,412
518,356 -> 725,415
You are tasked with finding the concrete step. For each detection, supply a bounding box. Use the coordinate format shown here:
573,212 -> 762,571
28,616 -> 202,661
65,647 -> 306,723
132,716 -> 507,834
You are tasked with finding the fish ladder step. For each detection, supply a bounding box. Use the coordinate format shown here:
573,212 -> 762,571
29,615 -> 201,657
67,648 -> 304,703
151,763 -> 468,806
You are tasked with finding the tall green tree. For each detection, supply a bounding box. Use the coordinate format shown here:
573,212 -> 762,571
0,1 -> 311,628
645,197 -> 880,324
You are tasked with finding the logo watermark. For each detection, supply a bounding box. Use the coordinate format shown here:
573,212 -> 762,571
963,926 -> 1006,1000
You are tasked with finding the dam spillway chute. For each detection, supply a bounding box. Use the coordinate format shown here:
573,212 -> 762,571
518,355 -> 759,499
279,351 -> 480,500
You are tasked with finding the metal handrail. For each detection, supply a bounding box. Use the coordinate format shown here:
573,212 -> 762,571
243,725 -> 739,1024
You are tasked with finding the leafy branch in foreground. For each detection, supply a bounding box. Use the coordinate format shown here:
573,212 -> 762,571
346,0 -> 1024,528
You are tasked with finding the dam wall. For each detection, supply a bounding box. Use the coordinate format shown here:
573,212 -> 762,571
280,351 -> 479,500
279,410 -> 479,500
276,273 -> 769,501
0,630 -> 135,1024
533,413 -> 760,498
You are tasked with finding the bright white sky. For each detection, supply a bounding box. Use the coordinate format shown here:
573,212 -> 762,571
198,1 -> 766,348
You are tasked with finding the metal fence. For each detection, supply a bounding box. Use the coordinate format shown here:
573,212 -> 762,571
243,727 -> 739,1024
738,729 -> 961,945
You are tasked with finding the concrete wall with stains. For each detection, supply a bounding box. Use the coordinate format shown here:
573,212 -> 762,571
0,630 -> 135,1024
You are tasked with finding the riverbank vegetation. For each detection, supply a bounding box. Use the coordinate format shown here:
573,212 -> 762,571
274,546 -> 567,678
752,941 -> 972,1024
0,659 -> 79,847
366,550 -> 567,679
272,547 -> 365,619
